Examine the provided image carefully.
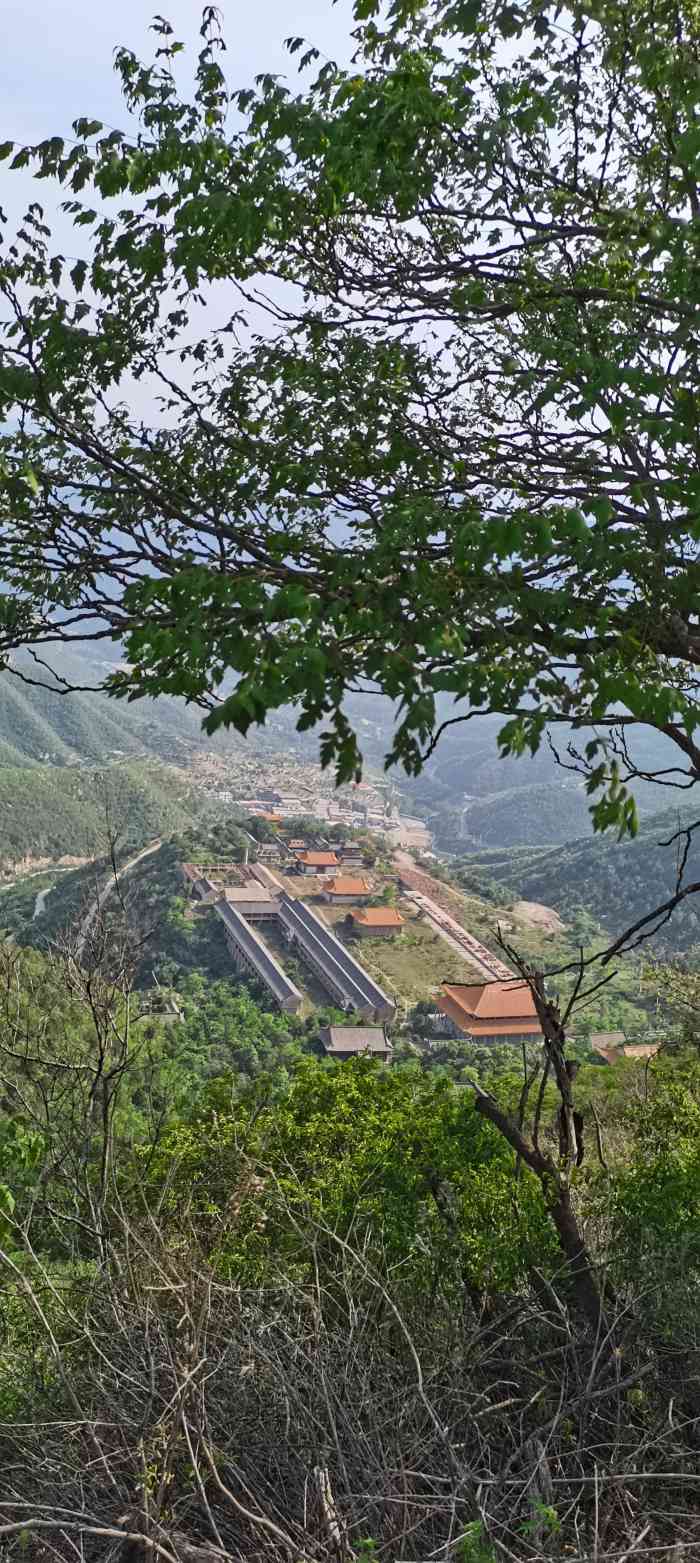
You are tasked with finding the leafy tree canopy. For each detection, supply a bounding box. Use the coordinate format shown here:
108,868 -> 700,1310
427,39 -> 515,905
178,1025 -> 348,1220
150,1055 -> 556,1292
1,0 -> 700,832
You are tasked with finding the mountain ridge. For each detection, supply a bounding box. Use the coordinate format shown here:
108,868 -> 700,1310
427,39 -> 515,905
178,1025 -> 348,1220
461,800 -> 700,952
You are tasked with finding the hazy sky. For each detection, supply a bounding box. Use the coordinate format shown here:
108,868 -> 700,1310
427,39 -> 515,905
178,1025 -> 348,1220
2,0 -> 356,144
1,1 -> 357,349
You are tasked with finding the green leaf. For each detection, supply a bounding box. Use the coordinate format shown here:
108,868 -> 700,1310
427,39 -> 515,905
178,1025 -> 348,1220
22,466 -> 40,496
70,259 -> 88,292
73,117 -> 104,138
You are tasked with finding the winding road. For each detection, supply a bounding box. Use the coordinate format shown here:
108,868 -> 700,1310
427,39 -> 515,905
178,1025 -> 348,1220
75,839 -> 162,958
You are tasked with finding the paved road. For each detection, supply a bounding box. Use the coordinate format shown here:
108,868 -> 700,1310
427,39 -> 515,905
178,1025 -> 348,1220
75,840 -> 162,958
1,866 -> 60,896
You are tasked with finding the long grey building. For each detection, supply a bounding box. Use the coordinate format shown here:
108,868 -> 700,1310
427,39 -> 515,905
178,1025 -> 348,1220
277,893 -> 395,1022
214,900 -> 303,1014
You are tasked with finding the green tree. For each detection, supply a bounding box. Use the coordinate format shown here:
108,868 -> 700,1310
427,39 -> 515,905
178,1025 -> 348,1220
246,817 -> 278,844
611,1057 -> 700,1332
0,2 -> 700,847
151,1056 -> 556,1296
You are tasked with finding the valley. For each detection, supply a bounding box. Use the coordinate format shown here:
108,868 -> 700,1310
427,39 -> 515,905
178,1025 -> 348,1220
0,656 -> 694,1052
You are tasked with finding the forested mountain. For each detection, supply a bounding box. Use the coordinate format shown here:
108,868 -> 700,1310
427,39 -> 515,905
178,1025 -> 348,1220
431,782 -> 592,850
398,715 -> 685,853
0,762 -> 207,873
0,647 -> 217,766
463,803 -> 700,952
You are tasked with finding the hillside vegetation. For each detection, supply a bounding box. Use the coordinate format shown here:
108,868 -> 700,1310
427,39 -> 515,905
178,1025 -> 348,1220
0,935 -> 698,1562
436,782 -> 592,850
0,649 -> 214,766
0,763 -> 208,876
462,802 -> 700,952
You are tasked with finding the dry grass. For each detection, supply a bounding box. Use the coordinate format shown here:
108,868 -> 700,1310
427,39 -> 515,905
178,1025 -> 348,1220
322,902 -> 491,1006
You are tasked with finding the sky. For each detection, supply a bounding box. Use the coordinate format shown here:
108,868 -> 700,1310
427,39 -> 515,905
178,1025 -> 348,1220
2,1 -> 356,146
0,0 -> 358,402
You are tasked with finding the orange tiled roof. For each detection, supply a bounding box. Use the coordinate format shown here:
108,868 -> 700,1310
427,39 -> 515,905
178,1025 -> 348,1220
297,851 -> 339,867
351,908 -> 405,928
325,876 -> 370,895
441,981 -> 538,1020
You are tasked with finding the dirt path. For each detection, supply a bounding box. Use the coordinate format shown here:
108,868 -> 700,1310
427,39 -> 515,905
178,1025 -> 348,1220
33,885 -> 53,920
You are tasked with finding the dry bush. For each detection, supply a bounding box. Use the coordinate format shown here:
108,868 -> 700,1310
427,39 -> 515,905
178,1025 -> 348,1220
0,1196 -> 698,1563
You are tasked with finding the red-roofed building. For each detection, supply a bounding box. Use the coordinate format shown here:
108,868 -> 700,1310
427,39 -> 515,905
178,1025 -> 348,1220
295,851 -> 340,875
350,907 -> 405,939
437,981 -> 543,1045
590,1031 -> 660,1064
322,876 -> 371,904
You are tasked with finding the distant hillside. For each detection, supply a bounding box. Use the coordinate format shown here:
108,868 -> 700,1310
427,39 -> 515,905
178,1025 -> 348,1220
462,801 -> 700,952
399,713 -> 684,853
0,647 -> 214,767
0,761 -> 208,873
0,645 -> 338,770
432,782 -> 592,851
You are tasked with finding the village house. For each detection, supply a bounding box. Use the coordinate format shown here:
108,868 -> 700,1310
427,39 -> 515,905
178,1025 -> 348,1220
295,850 -> 340,876
590,1031 -> 659,1064
350,907 -> 405,939
181,863 -> 203,894
321,1025 -> 393,1063
181,865 -> 219,902
436,981 -> 543,1045
337,854 -> 366,869
322,876 -> 371,905
221,886 -> 278,921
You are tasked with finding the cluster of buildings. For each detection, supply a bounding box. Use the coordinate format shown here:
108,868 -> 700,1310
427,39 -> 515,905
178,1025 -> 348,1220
181,861 -> 655,1064
236,784 -> 432,852
181,851 -> 550,1052
182,862 -> 398,1022
182,809 -> 656,1065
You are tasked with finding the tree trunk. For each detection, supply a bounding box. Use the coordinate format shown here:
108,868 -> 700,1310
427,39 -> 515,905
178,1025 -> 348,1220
473,1089 -> 605,1329
547,1181 -> 606,1330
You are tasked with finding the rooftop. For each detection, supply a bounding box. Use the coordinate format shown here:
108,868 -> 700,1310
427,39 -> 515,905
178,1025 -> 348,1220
325,876 -> 371,895
440,980 -> 539,1020
223,886 -> 276,906
437,981 -> 543,1038
351,908 -> 405,928
590,1031 -> 626,1049
297,851 -> 340,867
322,1025 -> 392,1055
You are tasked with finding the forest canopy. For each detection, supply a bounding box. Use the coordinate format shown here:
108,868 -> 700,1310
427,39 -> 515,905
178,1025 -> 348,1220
0,0 -> 699,836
